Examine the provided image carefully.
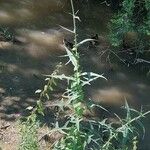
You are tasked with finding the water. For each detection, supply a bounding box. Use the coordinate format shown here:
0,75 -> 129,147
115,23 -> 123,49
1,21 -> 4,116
0,0 -> 149,149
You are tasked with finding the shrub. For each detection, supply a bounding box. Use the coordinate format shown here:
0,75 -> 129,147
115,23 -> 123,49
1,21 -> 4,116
109,0 -> 150,48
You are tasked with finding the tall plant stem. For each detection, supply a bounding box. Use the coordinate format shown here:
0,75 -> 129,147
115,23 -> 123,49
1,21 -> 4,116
70,0 -> 77,48
70,0 -> 84,106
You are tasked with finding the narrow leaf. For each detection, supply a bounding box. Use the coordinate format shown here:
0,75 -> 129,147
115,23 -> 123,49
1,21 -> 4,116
76,39 -> 95,47
59,25 -> 74,33
64,46 -> 78,71
35,89 -> 42,94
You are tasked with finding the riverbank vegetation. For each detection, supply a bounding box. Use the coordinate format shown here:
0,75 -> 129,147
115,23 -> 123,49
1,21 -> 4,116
109,0 -> 150,66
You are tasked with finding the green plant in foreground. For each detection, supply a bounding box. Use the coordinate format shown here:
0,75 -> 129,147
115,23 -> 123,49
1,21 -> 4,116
19,113 -> 39,150
19,0 -> 150,149
19,63 -> 62,150
44,1 -> 106,149
45,1 -> 150,150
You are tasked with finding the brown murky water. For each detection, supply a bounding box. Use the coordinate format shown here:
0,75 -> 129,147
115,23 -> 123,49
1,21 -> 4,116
0,0 -> 149,149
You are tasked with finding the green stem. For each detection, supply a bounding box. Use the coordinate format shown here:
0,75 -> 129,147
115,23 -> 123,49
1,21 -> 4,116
70,0 -> 77,47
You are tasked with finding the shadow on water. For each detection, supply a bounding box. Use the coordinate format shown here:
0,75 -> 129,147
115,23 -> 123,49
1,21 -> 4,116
0,0 -> 149,149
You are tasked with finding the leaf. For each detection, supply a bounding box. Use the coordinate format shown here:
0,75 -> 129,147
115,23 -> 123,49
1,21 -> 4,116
44,85 -> 48,91
76,39 -> 95,47
81,72 -> 107,86
49,85 -> 53,91
45,78 -> 50,81
44,74 -> 74,81
59,25 -> 74,33
91,104 -> 109,112
45,93 -> 50,100
64,46 -> 78,71
125,100 -> 131,121
136,120 -> 145,140
35,89 -> 42,94
37,100 -> 44,115
74,16 -> 81,22
82,72 -> 107,80
87,135 -> 93,144
87,99 -> 109,113
52,79 -> 57,86
26,106 -> 33,110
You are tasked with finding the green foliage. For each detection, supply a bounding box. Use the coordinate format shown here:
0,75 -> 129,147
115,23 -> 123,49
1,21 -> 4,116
109,0 -> 135,46
122,0 -> 135,15
108,13 -> 134,46
53,120 -> 87,150
36,62 -> 62,103
19,114 -> 39,150
101,101 -> 149,150
109,0 -> 150,47
19,63 -> 62,150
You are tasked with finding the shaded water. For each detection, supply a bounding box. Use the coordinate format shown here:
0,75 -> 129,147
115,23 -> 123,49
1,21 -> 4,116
0,0 -> 149,149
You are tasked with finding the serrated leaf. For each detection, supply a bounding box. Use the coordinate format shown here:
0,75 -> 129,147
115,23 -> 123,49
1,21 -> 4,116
45,74 -> 74,81
82,72 -> 103,85
64,46 -> 78,71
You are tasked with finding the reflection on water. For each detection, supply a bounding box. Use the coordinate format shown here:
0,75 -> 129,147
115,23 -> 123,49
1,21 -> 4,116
0,0 -> 149,149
